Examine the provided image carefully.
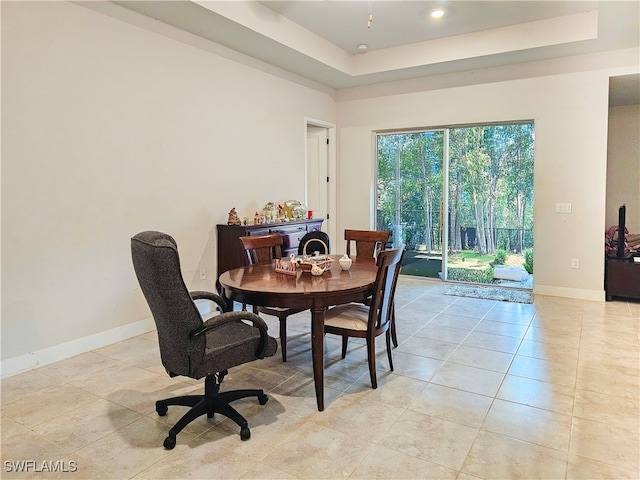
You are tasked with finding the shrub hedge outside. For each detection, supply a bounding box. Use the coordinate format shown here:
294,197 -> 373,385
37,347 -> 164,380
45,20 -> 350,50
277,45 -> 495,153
447,267 -> 496,284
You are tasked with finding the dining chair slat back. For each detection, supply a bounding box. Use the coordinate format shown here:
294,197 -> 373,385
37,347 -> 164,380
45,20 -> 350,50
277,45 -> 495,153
239,233 -> 283,265
344,229 -> 390,260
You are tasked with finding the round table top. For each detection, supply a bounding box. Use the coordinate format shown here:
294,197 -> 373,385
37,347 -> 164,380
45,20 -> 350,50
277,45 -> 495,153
219,255 -> 378,309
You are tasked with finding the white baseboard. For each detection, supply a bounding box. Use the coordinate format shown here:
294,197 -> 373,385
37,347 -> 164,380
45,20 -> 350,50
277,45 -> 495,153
533,284 -> 605,302
0,317 -> 156,379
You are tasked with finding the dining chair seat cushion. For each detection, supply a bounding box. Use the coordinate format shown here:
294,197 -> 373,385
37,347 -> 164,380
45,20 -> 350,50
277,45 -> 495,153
324,303 -> 369,331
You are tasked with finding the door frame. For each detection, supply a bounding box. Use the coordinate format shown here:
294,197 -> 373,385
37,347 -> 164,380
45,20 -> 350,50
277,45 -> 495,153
375,123 -> 534,287
305,117 -> 336,245
375,129 -> 448,277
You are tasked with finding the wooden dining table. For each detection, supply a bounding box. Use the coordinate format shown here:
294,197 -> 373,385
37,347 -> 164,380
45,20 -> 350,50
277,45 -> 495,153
218,254 -> 378,411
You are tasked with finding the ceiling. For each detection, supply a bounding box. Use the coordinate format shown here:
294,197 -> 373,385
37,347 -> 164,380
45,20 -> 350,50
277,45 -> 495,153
261,1 -> 601,54
114,1 -> 639,101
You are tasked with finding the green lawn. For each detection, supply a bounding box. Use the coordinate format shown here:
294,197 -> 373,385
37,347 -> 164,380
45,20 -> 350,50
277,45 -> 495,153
402,249 -> 528,284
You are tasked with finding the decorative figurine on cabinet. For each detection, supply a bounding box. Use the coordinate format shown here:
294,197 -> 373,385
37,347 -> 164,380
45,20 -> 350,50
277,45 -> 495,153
227,208 -> 241,225
262,202 -> 277,223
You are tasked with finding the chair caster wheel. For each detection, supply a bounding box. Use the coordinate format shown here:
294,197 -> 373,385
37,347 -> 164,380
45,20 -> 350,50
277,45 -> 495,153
258,394 -> 269,405
240,426 -> 251,441
163,435 -> 176,450
156,403 -> 168,416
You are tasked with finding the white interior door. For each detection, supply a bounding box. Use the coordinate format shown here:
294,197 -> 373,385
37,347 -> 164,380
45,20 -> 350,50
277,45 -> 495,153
306,126 -> 328,222
305,119 -> 336,247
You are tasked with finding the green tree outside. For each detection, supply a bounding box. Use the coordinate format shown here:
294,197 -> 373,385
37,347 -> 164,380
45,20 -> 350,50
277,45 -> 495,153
376,122 -> 534,282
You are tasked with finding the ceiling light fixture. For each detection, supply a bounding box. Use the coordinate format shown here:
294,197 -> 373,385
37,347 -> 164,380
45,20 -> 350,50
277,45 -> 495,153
430,8 -> 445,19
357,43 -> 369,53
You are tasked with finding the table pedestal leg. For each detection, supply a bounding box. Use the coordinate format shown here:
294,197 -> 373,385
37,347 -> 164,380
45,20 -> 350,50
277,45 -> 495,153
311,307 -> 325,411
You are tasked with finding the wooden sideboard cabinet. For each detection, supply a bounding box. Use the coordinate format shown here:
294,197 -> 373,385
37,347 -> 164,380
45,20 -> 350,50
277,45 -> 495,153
605,256 -> 640,301
216,218 -> 324,281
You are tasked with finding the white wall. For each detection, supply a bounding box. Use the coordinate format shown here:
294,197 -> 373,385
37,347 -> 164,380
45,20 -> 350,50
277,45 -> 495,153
606,105 -> 640,233
1,2 -> 336,370
335,70 -> 637,301
3,1 -> 638,375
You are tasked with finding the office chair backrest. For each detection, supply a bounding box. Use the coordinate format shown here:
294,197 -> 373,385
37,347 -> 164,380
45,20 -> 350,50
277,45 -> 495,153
298,230 -> 330,256
131,231 -> 205,377
239,233 -> 283,265
369,245 -> 405,333
345,229 -> 390,259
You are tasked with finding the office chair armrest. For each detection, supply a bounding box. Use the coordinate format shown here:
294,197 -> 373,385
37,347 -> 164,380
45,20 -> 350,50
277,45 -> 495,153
190,311 -> 271,359
190,291 -> 229,313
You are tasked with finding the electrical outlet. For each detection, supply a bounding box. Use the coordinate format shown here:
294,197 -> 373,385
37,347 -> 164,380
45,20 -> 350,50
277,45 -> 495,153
556,203 -> 572,213
200,268 -> 206,280
571,258 -> 579,269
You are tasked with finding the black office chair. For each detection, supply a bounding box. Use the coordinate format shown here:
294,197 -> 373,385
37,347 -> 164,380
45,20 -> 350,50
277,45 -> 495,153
131,231 -> 277,449
298,230 -> 331,257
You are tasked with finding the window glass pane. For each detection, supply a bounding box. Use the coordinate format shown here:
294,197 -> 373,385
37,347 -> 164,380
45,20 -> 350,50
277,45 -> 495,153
376,122 -> 534,287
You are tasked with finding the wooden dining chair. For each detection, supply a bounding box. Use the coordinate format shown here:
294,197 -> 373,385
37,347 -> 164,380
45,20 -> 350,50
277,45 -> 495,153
344,229 -> 390,260
323,245 -> 405,389
238,233 -> 303,362
344,229 -> 399,347
240,233 -> 284,265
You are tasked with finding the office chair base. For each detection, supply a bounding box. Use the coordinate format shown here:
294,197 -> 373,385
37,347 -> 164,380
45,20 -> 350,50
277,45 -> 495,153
155,374 -> 269,449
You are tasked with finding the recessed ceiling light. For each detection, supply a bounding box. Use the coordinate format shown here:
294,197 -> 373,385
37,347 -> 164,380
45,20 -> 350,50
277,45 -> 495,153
430,8 -> 445,19
357,43 -> 369,53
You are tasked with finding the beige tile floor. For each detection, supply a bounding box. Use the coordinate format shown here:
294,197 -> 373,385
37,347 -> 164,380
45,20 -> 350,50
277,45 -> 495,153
2,277 -> 639,479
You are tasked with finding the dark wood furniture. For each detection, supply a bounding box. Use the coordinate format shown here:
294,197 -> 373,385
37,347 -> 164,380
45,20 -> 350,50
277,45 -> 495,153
604,205 -> 640,301
324,247 -> 405,390
238,233 -> 304,362
216,219 -> 324,281
344,229 -> 390,259
605,256 -> 640,301
343,229 -> 398,348
218,255 -> 378,412
239,233 -> 284,265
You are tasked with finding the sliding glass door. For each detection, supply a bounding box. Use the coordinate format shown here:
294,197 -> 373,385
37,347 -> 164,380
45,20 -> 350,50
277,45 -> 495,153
376,130 -> 444,278
376,122 -> 534,288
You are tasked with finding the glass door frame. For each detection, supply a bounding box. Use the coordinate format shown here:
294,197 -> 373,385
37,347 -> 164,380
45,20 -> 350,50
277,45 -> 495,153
376,122 -> 534,287
442,129 -> 450,281
375,128 -> 448,277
